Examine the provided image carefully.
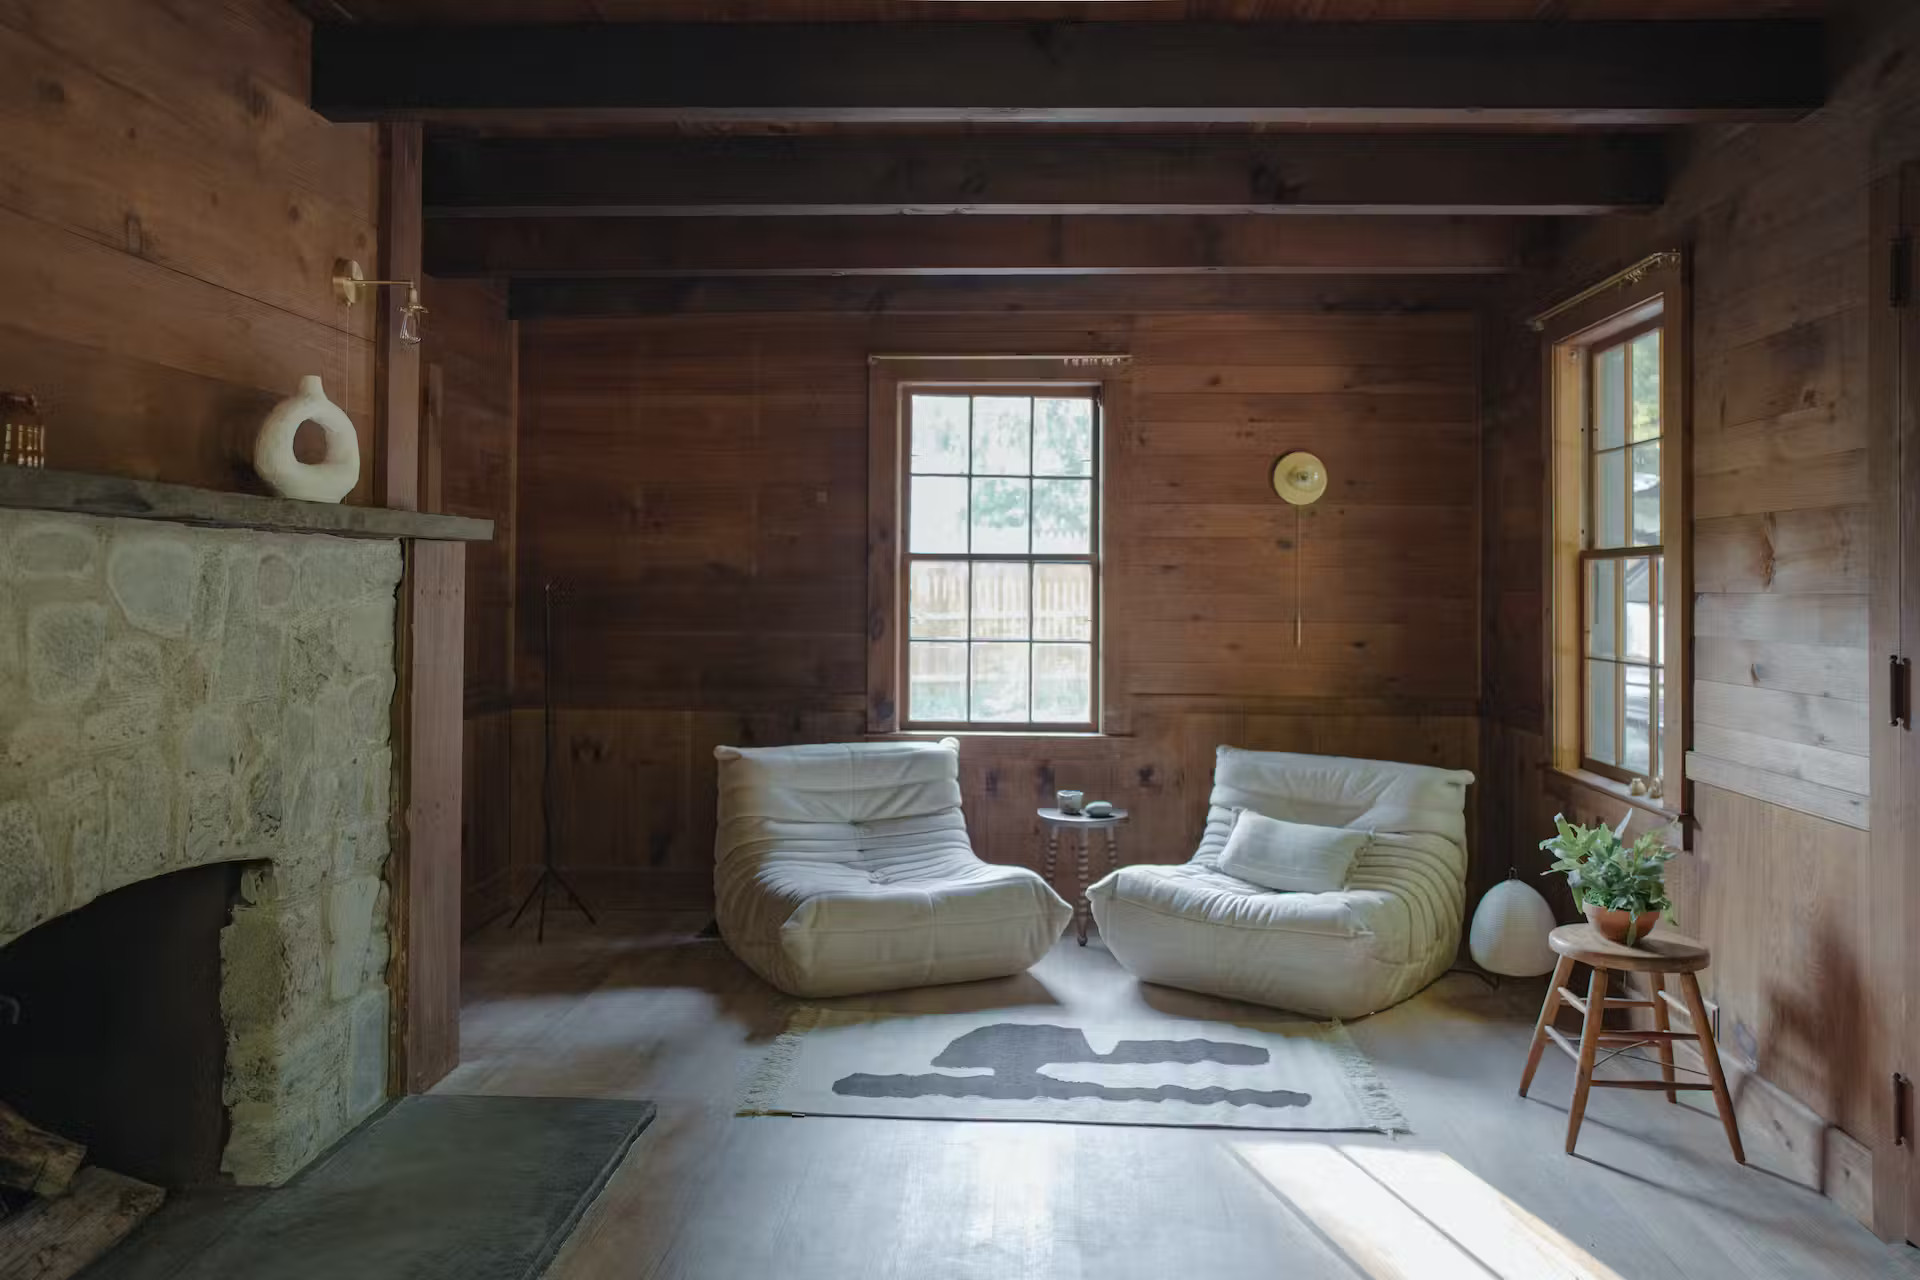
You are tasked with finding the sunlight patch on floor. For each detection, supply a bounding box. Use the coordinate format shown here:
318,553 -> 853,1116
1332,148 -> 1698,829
1232,1140 -> 1625,1280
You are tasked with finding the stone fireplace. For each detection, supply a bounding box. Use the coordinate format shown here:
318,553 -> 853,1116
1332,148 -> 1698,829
0,507 -> 402,1185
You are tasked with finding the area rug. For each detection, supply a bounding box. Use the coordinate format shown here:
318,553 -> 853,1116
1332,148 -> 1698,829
81,1096 -> 655,1280
741,1008 -> 1407,1133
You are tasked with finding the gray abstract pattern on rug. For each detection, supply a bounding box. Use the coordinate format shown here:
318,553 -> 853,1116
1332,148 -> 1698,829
832,1022 -> 1313,1108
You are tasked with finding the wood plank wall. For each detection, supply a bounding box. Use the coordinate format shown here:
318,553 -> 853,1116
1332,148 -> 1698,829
0,0 -> 379,497
509,306 -> 1483,912
1480,0 -> 1920,1151
421,277 -> 518,930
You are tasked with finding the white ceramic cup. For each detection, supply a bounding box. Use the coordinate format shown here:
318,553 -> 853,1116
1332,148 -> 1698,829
1057,790 -> 1085,816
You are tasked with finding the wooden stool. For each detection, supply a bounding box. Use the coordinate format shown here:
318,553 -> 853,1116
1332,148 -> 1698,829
1518,923 -> 1745,1163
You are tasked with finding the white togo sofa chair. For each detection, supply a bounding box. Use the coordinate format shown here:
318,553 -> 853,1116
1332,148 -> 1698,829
713,738 -> 1073,998
1088,747 -> 1474,1020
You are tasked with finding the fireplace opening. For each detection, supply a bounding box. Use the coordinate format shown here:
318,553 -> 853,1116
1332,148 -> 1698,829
0,861 -> 246,1189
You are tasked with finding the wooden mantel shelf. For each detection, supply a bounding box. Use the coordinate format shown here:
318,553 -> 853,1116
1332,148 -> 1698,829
0,468 -> 493,542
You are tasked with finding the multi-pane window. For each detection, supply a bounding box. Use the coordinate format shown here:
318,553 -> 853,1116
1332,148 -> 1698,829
1582,323 -> 1664,781
902,390 -> 1099,728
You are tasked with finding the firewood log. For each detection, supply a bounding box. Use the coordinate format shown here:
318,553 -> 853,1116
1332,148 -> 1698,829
0,1102 -> 85,1197
0,1167 -> 165,1280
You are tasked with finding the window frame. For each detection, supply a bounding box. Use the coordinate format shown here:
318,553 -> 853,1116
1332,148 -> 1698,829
1576,317 -> 1667,784
867,357 -> 1126,736
1541,259 -> 1689,816
899,383 -> 1102,732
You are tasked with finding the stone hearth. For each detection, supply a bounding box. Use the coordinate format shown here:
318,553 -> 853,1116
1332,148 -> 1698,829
0,508 -> 401,1185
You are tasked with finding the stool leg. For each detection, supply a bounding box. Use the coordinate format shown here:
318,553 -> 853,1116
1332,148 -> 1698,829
1075,832 -> 1092,946
1566,963 -> 1610,1155
1649,972 -> 1677,1104
1680,972 -> 1746,1164
1520,953 -> 1576,1098
1043,827 -> 1060,891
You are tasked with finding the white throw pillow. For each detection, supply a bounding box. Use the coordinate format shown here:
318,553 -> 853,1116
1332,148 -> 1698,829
1217,809 -> 1368,894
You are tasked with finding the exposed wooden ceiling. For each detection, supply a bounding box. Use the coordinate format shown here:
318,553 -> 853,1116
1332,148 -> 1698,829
425,134 -> 1666,217
427,213 -> 1533,277
315,21 -> 1824,127
311,0 -> 1827,22
307,6 -> 1835,309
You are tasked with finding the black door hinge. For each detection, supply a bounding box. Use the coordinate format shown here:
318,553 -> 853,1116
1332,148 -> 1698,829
1893,234 -> 1914,308
1894,655 -> 1913,730
1897,1073 -> 1911,1146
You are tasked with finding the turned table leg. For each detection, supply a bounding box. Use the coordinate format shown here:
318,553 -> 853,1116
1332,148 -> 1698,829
1075,831 -> 1093,945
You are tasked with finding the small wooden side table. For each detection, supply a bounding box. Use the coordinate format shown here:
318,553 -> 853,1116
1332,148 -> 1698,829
1518,923 -> 1744,1163
1037,807 -> 1128,946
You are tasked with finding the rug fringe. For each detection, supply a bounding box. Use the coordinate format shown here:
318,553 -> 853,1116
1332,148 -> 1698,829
738,1005 -> 825,1115
1323,1020 -> 1411,1135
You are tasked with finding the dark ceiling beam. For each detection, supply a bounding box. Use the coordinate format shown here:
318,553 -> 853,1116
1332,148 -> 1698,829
314,21 -> 1824,127
424,214 -> 1530,278
425,134 -> 1666,219
507,275 -> 1496,320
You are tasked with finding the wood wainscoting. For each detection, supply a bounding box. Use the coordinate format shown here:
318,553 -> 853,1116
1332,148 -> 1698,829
504,705 -> 1481,911
508,305 -> 1485,910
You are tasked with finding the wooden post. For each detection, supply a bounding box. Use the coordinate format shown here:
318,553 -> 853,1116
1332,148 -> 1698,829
395,539 -> 465,1093
376,121 -> 465,1094
421,362 -> 445,516
378,124 -> 422,514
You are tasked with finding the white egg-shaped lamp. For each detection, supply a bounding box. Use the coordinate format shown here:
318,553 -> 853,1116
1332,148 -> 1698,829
1468,875 -> 1559,977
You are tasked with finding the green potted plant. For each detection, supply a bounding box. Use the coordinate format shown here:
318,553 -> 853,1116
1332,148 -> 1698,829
1539,813 -> 1675,946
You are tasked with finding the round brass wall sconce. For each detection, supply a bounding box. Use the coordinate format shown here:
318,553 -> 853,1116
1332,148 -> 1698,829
1272,451 -> 1328,506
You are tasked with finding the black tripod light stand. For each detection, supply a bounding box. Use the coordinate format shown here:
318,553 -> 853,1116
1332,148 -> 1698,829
509,579 -> 598,942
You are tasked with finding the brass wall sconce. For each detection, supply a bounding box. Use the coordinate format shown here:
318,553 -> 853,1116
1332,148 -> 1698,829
1272,451 -> 1329,648
1271,451 -> 1328,506
333,258 -> 427,345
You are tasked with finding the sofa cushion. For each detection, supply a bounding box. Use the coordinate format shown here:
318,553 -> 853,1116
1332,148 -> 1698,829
1217,809 -> 1369,894
715,739 -> 964,856
1207,746 -> 1472,851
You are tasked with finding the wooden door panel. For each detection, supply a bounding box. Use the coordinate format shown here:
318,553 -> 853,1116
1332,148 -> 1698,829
1868,165 -> 1920,1244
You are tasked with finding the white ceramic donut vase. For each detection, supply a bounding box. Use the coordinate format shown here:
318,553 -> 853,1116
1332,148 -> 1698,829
254,375 -> 361,504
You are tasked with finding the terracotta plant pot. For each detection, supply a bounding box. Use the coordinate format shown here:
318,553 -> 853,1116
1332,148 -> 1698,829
1584,903 -> 1661,946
